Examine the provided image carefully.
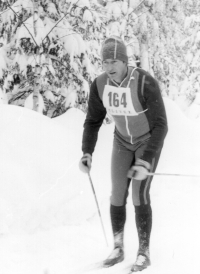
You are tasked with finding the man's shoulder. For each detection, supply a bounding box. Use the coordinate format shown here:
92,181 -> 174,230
91,72 -> 106,87
90,72 -> 107,99
133,67 -> 151,78
96,72 -> 108,91
96,72 -> 107,82
134,67 -> 157,86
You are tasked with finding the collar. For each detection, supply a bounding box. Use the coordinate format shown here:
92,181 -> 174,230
107,67 -> 137,88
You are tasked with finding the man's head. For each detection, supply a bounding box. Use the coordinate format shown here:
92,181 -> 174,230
101,36 -> 128,83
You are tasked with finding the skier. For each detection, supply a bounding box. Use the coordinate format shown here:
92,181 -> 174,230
79,36 -> 168,272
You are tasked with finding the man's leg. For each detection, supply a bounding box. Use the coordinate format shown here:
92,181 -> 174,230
110,204 -> 126,250
135,204 -> 152,257
103,138 -> 133,267
131,144 -> 162,272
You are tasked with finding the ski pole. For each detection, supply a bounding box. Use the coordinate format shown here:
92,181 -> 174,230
87,172 -> 108,247
148,172 -> 200,178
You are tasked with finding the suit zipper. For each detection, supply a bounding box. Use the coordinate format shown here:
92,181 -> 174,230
124,68 -> 137,145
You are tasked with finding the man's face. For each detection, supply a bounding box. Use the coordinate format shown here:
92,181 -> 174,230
102,59 -> 127,83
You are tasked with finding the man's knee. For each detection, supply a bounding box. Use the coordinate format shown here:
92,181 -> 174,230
134,204 -> 152,215
110,196 -> 126,207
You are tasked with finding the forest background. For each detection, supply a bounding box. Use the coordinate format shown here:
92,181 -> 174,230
0,0 -> 200,120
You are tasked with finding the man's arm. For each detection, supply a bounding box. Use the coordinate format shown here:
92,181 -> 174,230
140,75 -> 168,163
82,78 -> 107,155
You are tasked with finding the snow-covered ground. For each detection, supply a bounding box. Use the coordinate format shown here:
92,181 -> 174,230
0,98 -> 200,274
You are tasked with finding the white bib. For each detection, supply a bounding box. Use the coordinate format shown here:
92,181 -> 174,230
103,85 -> 139,116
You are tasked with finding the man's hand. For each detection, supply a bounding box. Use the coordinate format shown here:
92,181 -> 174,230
127,159 -> 151,181
79,153 -> 92,173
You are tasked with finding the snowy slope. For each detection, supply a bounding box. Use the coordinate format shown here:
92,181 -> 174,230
0,105 -> 85,235
0,99 -> 200,274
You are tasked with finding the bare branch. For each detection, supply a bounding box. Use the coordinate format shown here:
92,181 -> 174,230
32,0 -> 39,37
127,9 -> 150,26
128,0 -> 146,18
0,3 -> 23,16
133,0 -> 146,12
7,2 -> 38,46
54,32 -> 78,42
0,8 -> 9,16
126,40 -> 140,46
48,54 -> 69,70
42,0 -> 80,42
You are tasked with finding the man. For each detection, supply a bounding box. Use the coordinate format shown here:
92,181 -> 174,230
79,36 -> 168,272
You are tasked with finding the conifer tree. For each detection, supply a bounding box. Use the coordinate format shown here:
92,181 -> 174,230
0,0 -> 104,117
102,0 -> 200,116
1,0 -> 200,118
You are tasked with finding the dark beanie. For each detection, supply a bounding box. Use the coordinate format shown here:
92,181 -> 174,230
101,36 -> 128,63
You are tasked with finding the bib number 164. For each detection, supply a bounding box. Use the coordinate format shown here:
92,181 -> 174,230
108,92 -> 127,108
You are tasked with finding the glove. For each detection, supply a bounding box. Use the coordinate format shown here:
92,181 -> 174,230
79,153 -> 92,173
127,159 -> 151,181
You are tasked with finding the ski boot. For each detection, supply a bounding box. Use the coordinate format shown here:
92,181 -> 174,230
130,253 -> 151,272
103,246 -> 124,268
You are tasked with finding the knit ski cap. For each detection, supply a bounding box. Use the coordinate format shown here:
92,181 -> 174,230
101,36 -> 128,63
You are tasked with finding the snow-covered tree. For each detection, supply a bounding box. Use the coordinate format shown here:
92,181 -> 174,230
101,0 -> 200,119
1,0 -> 200,119
0,0 -> 104,117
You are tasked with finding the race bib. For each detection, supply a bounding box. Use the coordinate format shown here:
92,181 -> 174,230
103,85 -> 139,116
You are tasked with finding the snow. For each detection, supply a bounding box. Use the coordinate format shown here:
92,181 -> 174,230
1,99 -> 200,274
0,47 -> 7,78
16,15 -> 46,46
2,0 -> 200,119
83,9 -> 93,22
24,93 -> 45,114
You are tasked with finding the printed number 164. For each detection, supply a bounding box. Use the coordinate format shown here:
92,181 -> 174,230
108,92 -> 127,108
